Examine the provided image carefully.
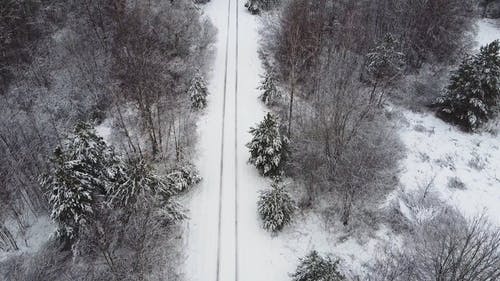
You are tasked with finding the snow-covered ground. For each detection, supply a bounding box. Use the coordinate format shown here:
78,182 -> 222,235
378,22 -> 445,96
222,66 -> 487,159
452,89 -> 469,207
397,110 -> 500,226
476,18 -> 500,48
183,0 -> 233,280
0,216 -> 56,262
184,8 -> 500,281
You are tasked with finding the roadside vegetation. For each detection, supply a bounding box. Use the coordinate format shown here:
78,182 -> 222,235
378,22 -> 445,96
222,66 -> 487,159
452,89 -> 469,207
249,0 -> 500,279
0,0 -> 214,280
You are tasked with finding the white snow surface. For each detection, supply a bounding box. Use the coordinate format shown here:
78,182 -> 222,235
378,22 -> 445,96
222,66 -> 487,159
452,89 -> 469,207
476,19 -> 500,48
95,118 -> 113,143
397,110 -> 500,226
0,216 -> 56,262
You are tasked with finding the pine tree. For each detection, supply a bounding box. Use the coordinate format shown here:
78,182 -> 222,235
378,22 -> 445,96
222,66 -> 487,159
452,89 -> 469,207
435,40 -> 500,131
41,122 -> 120,240
245,0 -> 260,14
165,162 -> 202,193
246,113 -> 289,177
258,72 -> 281,105
291,251 -> 346,281
109,157 -> 189,223
189,73 -> 209,110
245,0 -> 280,14
257,181 -> 295,232
109,157 -> 173,207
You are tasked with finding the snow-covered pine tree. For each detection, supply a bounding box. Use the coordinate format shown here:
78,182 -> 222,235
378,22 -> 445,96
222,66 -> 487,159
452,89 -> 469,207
435,40 -> 500,131
257,181 -> 294,232
245,0 -> 280,14
189,73 -> 209,110
291,251 -> 346,281
258,72 -> 281,105
165,162 -> 202,194
41,122 -> 120,240
109,157 -> 188,223
245,0 -> 260,14
246,112 -> 289,177
109,157 -> 172,207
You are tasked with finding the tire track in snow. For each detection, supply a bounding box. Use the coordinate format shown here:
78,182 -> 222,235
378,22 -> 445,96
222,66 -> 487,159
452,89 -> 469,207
215,0 -> 232,279
234,0 -> 240,280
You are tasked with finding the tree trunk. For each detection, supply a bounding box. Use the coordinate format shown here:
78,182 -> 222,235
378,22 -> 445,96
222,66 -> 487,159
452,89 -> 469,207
341,190 -> 352,226
288,71 -> 295,138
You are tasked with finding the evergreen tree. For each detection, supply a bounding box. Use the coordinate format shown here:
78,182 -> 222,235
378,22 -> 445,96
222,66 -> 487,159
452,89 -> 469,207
435,40 -> 500,131
291,251 -> 346,281
258,72 -> 281,105
189,73 -> 209,110
245,0 -> 260,14
165,162 -> 202,193
41,122 -> 120,240
258,181 -> 295,232
109,158 -> 173,207
245,0 -> 280,14
246,113 -> 289,177
109,157 -> 188,223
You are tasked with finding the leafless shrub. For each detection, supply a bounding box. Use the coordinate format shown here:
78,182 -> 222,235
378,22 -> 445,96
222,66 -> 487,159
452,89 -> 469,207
435,154 -> 456,171
368,212 -> 500,281
448,176 -> 466,190
468,152 -> 487,171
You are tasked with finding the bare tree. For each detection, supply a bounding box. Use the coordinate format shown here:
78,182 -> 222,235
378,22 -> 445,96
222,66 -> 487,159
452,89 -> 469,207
369,212 -> 500,281
289,48 -> 401,226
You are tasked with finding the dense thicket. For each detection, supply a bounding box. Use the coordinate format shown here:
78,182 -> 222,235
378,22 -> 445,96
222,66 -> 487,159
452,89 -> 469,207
258,0 -> 474,228
1,0 -> 212,279
263,0 -> 474,90
257,1 -> 499,280
369,213 -> 500,281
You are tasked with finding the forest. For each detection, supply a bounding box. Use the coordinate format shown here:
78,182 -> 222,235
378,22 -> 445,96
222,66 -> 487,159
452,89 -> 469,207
1,0 -> 500,280
1,0 -> 213,279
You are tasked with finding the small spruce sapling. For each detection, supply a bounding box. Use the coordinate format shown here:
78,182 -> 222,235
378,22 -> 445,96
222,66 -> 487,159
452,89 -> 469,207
259,72 -> 281,105
245,0 -> 280,14
246,112 -> 289,177
165,162 -> 202,193
258,181 -> 295,233
291,251 -> 346,281
189,73 -> 209,110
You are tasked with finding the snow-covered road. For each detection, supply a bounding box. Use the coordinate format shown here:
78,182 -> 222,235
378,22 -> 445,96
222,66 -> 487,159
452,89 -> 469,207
183,0 -> 273,280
